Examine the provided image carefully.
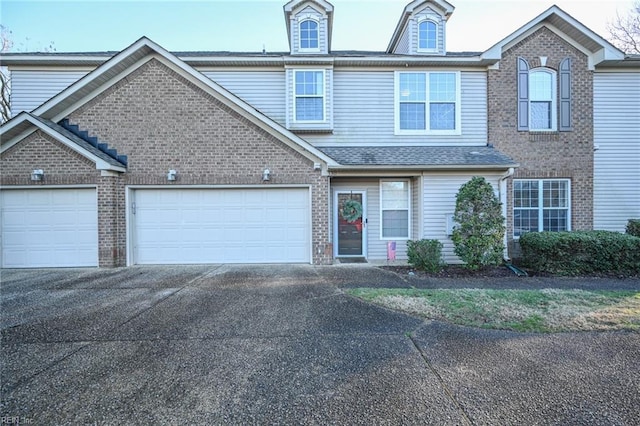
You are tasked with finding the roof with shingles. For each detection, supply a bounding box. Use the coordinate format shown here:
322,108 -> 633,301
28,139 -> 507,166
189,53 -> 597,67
27,113 -> 127,169
318,145 -> 518,168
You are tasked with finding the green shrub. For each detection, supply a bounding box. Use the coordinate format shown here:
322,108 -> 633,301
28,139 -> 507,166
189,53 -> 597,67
520,230 -> 640,276
407,239 -> 445,273
451,176 -> 505,270
626,219 -> 640,237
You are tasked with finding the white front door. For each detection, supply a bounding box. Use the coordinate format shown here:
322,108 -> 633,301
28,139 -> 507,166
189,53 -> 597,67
130,188 -> 311,264
1,188 -> 98,268
334,191 -> 366,257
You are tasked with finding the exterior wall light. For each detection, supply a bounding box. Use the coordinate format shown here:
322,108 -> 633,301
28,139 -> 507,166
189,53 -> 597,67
167,170 -> 177,181
31,169 -> 44,181
262,169 -> 271,182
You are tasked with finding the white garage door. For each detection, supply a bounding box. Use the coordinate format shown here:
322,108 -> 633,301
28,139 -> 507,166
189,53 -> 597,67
1,188 -> 98,268
132,188 -> 310,264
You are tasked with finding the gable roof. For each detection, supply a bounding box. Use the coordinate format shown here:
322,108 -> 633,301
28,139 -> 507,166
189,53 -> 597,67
387,0 -> 455,54
27,36 -> 337,171
482,5 -> 625,69
0,112 -> 127,171
283,0 -> 334,52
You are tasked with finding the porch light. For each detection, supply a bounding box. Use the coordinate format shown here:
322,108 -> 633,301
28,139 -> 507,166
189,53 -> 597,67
262,169 -> 271,182
167,170 -> 177,181
31,169 -> 44,181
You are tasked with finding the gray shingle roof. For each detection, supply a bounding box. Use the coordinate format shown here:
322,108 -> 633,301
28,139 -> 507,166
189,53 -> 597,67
28,113 -> 127,169
1,50 -> 482,58
318,146 -> 518,167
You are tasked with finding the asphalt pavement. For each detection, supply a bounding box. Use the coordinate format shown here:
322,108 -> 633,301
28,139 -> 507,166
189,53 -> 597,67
1,264 -> 638,425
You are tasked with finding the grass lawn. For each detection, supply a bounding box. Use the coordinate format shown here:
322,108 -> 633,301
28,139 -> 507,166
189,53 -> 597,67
347,288 -> 640,333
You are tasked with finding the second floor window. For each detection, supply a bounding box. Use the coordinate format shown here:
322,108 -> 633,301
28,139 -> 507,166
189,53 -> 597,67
295,70 -> 324,121
529,69 -> 556,131
300,20 -> 319,50
396,71 -> 459,134
517,57 -> 572,132
418,20 -> 437,50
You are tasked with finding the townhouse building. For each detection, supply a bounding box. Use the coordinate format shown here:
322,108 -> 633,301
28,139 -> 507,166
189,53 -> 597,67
1,0 -> 638,267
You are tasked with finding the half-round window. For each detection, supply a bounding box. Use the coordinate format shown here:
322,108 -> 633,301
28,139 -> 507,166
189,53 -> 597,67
300,20 -> 319,49
418,20 -> 437,50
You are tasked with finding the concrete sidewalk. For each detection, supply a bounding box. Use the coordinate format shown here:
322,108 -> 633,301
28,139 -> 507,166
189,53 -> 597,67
1,264 -> 638,424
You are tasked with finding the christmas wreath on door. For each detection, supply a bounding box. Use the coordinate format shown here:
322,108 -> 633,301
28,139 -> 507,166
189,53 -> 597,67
341,198 -> 363,231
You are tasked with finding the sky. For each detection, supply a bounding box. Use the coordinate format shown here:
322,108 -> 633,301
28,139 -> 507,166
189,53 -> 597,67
0,0 -> 635,54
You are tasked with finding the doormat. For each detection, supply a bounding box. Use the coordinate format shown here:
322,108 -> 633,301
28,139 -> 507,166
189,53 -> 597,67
336,257 -> 368,264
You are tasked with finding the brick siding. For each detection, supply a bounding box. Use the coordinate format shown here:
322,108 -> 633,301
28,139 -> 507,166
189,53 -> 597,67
3,59 -> 332,266
487,27 -> 594,256
1,132 -> 98,185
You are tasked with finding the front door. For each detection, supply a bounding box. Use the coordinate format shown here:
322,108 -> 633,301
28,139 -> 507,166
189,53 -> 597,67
335,191 -> 366,257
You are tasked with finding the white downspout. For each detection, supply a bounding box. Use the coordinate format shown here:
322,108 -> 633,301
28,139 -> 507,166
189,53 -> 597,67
499,167 -> 515,260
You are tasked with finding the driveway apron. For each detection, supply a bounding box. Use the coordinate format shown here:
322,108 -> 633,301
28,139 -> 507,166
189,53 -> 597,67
1,265 -> 463,424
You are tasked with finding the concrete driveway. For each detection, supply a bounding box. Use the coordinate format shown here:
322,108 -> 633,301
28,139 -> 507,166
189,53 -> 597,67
1,265 -> 638,425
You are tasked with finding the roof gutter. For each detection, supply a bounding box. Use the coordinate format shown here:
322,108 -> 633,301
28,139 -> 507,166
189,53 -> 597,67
328,163 -> 520,173
1,54 -> 497,68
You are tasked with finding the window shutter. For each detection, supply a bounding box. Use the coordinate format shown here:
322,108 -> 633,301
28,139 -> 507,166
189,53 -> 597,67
559,57 -> 572,132
517,57 -> 529,131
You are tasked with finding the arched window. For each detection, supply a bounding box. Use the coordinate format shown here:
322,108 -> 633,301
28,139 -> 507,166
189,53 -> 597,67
300,20 -> 319,49
418,20 -> 437,50
529,69 -> 557,130
517,57 -> 571,132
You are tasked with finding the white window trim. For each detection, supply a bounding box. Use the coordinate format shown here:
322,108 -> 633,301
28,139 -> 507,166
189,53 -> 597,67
513,178 -> 571,239
417,18 -> 438,53
379,179 -> 411,241
529,68 -> 558,132
394,71 -> 462,136
293,69 -> 326,124
298,17 -> 321,53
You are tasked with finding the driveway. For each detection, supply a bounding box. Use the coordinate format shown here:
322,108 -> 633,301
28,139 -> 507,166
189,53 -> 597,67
1,265 -> 638,425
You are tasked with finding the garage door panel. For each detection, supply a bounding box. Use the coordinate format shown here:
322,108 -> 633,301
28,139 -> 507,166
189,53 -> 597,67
1,189 -> 98,268
286,226 -> 307,240
133,188 -> 310,264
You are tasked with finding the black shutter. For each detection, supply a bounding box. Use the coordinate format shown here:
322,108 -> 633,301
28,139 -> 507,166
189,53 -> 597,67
517,57 -> 530,131
559,57 -> 572,132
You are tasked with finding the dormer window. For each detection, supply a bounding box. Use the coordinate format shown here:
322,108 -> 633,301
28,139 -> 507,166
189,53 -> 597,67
386,0 -> 454,55
418,20 -> 437,51
284,0 -> 333,55
300,19 -> 319,50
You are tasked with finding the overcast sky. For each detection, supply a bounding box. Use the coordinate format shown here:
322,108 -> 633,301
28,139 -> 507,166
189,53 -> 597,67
1,0 -> 634,53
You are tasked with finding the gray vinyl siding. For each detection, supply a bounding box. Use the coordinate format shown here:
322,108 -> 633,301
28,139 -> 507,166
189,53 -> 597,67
593,71 -> 640,232
395,27 -> 411,55
422,173 -> 501,263
9,69 -> 90,116
412,176 -> 422,241
460,72 -> 488,142
9,67 -> 488,147
307,70 -> 487,146
202,70 -> 286,126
